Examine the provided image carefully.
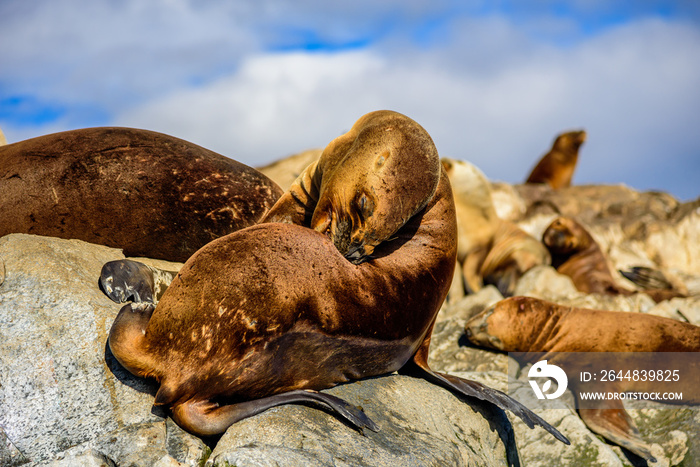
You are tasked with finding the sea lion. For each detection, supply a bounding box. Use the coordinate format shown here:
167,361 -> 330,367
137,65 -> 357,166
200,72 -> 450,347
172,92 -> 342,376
100,259 -> 178,305
542,216 -> 625,295
465,296 -> 700,462
442,158 -> 550,297
0,127 -> 7,146
525,130 -> 586,189
0,127 -> 283,262
104,110 -> 568,444
543,216 -> 686,302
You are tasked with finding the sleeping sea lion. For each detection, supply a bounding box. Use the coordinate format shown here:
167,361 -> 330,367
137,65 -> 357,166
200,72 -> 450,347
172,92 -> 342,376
0,127 -> 283,262
543,216 -> 686,302
525,130 -> 586,189
465,296 -> 700,462
103,110 -> 568,444
442,158 -> 550,297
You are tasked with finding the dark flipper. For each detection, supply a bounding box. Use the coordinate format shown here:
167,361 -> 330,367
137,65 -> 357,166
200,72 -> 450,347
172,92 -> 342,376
484,264 -> 520,297
404,328 -> 569,445
170,389 -> 380,437
619,266 -> 672,290
400,357 -> 570,445
578,400 -> 656,463
99,259 -> 178,304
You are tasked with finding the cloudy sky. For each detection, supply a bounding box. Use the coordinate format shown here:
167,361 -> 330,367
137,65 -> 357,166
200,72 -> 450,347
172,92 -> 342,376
1,1 -> 699,200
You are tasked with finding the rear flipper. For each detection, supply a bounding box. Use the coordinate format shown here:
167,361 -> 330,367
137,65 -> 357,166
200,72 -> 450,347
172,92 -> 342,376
619,266 -> 672,290
619,266 -> 687,302
400,358 -> 570,445
99,259 -> 178,304
170,389 -> 380,437
483,263 -> 520,297
578,400 -> 656,463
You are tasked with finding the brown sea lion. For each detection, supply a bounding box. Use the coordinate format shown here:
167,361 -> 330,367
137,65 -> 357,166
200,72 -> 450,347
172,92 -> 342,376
103,111 -> 568,444
543,216 -> 686,302
525,130 -> 586,189
442,158 -> 550,297
465,296 -> 700,462
0,127 -> 283,262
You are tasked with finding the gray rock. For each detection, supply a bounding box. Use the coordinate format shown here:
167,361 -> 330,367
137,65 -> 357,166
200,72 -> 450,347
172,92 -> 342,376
1,427 -> 28,466
207,375 -> 518,467
0,234 -> 205,466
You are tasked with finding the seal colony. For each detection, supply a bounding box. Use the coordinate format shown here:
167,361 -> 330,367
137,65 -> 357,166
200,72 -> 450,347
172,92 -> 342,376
465,296 -> 700,462
103,111 -> 568,444
442,158 -> 549,298
0,127 -> 283,262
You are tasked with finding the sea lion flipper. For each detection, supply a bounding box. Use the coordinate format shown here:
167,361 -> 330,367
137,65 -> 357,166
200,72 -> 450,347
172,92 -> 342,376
400,358 -> 570,445
463,247 -> 488,294
171,390 -> 379,437
261,159 -> 321,226
483,265 -> 519,297
99,259 -> 177,304
578,405 -> 656,463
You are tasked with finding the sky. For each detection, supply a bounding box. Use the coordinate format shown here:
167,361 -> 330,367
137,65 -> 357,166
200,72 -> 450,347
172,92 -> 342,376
1,0 -> 699,200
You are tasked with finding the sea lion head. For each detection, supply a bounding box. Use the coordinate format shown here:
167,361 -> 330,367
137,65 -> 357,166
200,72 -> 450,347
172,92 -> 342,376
465,296 -> 555,352
553,130 -> 587,154
541,216 -> 592,254
310,110 -> 441,264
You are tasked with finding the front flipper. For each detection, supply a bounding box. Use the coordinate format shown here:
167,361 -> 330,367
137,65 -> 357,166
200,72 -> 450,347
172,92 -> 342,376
400,357 -> 570,445
170,389 -> 380,437
99,259 -> 177,304
403,331 -> 569,445
578,400 -> 656,463
619,266 -> 672,290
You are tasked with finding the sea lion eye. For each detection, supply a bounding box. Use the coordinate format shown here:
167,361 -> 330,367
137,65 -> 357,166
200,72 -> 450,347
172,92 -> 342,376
355,193 -> 374,220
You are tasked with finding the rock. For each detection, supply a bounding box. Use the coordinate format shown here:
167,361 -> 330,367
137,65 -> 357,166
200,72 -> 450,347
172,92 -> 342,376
206,375 -> 518,467
257,148 -> 322,191
33,449 -> 116,467
1,427 -> 28,466
34,420 -> 210,467
0,234 -> 207,466
513,265 -> 658,312
490,182 -> 527,222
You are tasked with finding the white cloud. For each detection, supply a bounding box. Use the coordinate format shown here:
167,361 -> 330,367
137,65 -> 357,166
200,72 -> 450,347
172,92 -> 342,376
113,16 -> 700,200
2,3 -> 699,199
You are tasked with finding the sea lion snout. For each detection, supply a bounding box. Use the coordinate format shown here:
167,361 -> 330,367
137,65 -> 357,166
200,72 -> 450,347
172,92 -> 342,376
542,225 -> 567,250
344,241 -> 375,265
464,305 -> 504,350
542,218 -> 577,252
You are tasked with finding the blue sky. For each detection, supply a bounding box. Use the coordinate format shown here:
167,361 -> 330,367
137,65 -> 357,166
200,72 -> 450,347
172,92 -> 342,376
1,0 -> 699,200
